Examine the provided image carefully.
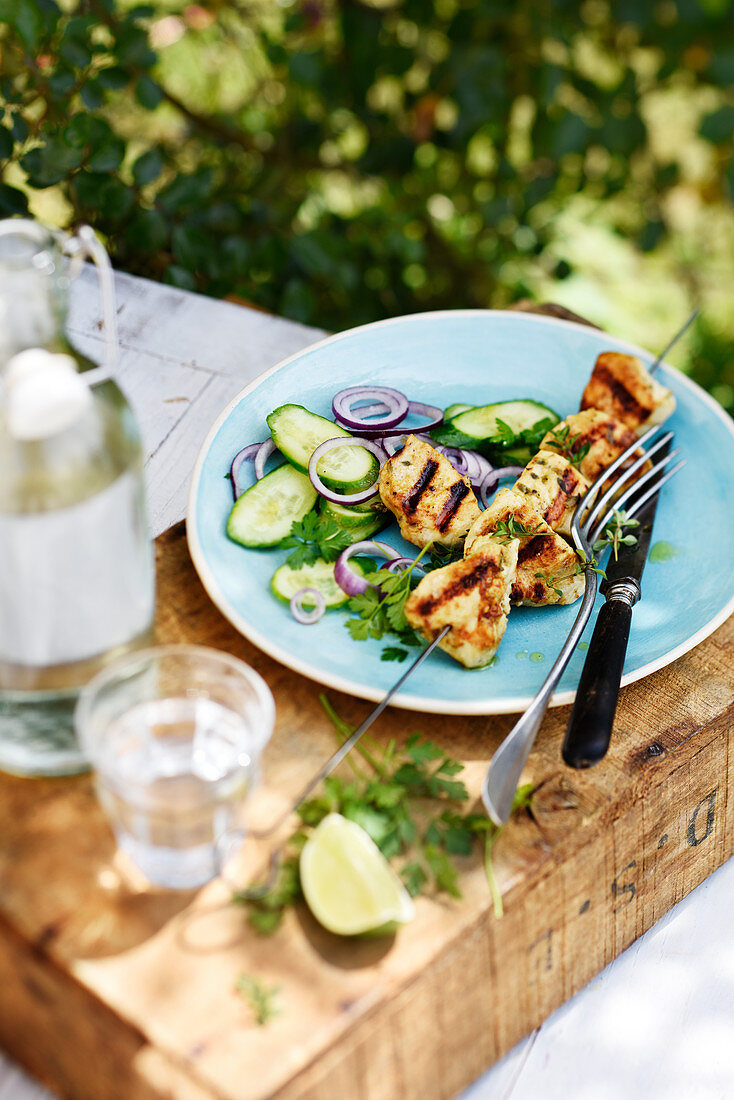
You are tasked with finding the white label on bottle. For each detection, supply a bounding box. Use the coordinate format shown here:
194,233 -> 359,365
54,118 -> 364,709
0,471 -> 154,667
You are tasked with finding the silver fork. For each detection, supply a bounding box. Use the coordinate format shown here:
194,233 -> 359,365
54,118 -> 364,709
481,424 -> 685,826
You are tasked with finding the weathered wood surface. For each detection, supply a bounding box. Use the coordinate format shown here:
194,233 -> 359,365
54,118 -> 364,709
0,519 -> 731,1100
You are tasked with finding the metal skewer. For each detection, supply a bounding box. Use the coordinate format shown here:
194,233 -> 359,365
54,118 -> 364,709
226,626 -> 451,898
648,308 -> 699,374
248,624 -> 451,840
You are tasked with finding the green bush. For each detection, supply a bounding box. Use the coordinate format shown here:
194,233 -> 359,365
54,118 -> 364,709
1,0 -> 733,408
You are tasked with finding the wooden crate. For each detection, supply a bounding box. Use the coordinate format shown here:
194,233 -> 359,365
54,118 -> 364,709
0,523 -> 731,1100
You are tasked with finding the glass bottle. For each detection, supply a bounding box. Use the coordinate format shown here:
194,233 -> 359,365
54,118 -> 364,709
0,220 -> 155,776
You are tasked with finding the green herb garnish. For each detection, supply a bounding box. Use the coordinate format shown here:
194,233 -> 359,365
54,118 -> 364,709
534,571 -> 563,599
492,515 -> 544,544
423,542 -> 464,572
345,544 -> 431,644
233,696 -> 535,931
235,974 -> 281,1026
574,546 -> 606,579
544,423 -> 591,470
381,646 -> 409,662
593,509 -> 640,561
281,512 -> 354,569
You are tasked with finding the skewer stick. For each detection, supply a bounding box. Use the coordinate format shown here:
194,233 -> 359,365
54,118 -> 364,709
648,308 -> 699,374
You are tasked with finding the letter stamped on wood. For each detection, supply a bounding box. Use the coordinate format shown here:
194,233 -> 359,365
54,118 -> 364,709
686,788 -> 718,847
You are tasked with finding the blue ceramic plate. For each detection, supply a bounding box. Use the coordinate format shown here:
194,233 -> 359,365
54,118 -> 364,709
187,311 -> 734,715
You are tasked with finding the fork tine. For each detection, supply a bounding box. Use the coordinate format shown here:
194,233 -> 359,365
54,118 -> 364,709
571,424 -> 661,550
589,451 -> 683,543
591,457 -> 686,543
581,430 -> 674,540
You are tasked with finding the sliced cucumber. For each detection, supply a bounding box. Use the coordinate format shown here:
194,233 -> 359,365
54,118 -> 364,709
267,404 -> 379,493
344,514 -> 390,540
452,399 -> 558,441
439,400 -> 559,456
490,443 -> 533,467
349,492 -> 387,515
443,402 -> 474,419
271,557 -> 363,608
227,464 -> 318,548
320,497 -> 388,529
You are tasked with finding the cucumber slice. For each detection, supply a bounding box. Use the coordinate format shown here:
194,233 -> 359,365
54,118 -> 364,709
267,404 -> 379,493
227,464 -> 318,548
344,514 -> 390,540
489,443 -> 533,467
443,400 -> 559,456
443,402 -> 474,419
320,497 -> 388,529
271,558 -> 363,608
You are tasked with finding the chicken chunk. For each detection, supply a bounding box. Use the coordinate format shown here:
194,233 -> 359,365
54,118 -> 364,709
540,409 -> 648,486
513,451 -> 590,538
465,489 -> 583,606
379,434 -> 481,549
581,351 -> 675,434
404,537 -> 518,668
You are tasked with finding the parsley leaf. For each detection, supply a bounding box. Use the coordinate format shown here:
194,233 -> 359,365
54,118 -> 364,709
280,512 -> 354,569
493,418 -> 517,446
233,698 -> 536,932
344,545 -> 430,645
381,646 -> 409,662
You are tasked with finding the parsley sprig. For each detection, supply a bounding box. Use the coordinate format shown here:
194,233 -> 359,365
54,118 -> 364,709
280,511 -> 354,569
235,974 -> 281,1026
593,509 -> 640,561
345,544 -> 431,646
233,696 -> 535,931
544,423 -> 591,470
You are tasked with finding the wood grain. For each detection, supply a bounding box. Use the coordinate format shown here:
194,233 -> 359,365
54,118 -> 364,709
0,521 -> 730,1100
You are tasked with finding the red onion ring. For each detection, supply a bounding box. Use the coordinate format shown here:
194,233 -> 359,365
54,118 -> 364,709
308,436 -> 386,505
385,555 -> 427,575
478,466 -> 525,508
342,400 -> 444,439
382,432 -> 435,457
289,587 -> 326,624
334,540 -> 402,596
230,441 -> 266,500
435,446 -> 494,485
332,386 -> 409,431
254,438 -> 278,481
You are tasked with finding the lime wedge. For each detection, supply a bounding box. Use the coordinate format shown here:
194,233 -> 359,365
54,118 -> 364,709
300,813 -> 415,936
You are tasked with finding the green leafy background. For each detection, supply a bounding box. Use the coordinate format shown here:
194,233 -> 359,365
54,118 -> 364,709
1,0 -> 732,412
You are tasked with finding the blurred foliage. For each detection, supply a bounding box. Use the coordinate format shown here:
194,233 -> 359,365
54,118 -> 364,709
0,0 -> 733,410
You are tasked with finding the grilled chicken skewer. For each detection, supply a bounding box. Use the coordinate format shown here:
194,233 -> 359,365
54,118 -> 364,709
380,351 -> 676,668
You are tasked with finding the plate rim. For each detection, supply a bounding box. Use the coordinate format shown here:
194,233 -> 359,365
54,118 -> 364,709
187,307 -> 734,715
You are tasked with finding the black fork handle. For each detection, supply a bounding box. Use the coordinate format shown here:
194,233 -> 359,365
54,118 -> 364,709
562,585 -> 637,768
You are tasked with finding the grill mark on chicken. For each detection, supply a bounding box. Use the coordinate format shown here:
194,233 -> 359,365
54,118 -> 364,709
415,558 -> 498,615
517,534 -> 551,564
592,366 -> 646,419
511,579 -> 546,602
435,480 -> 470,532
404,459 -> 439,514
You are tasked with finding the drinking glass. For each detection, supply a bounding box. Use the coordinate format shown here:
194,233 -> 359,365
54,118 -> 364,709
75,645 -> 275,889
